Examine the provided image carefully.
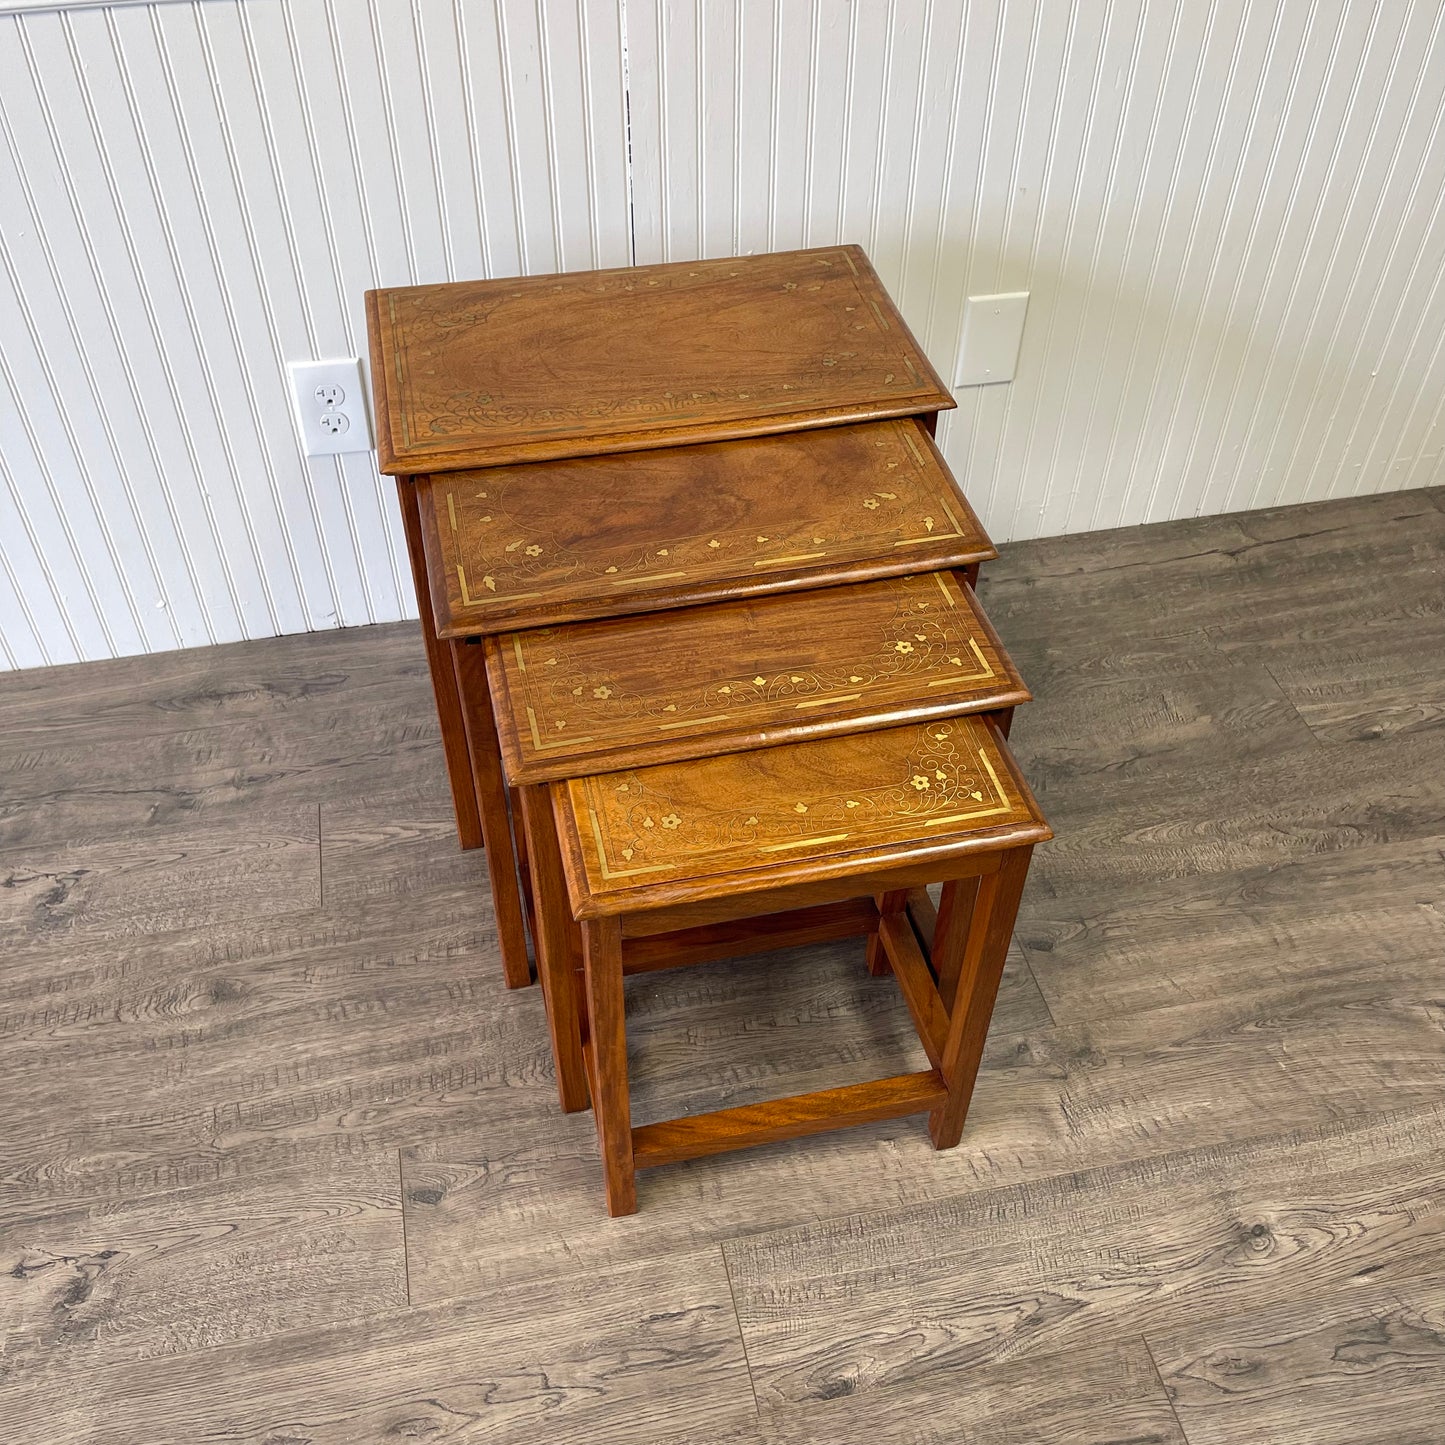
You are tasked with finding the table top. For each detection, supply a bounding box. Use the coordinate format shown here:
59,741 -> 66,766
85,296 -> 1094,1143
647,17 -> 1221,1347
416,417 -> 993,635
487,570 -> 1029,784
554,714 -> 1050,917
367,246 -> 953,474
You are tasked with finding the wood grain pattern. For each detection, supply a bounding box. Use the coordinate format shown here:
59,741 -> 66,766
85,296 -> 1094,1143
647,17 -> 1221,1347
724,1103 -> 1445,1406
1017,834 -> 1445,1024
1237,619 -> 1445,745
416,417 -> 991,634
367,246 -> 953,474
0,1247 -> 752,1445
558,717 -> 1048,916
0,808 -> 320,949
0,1156 -> 404,1392
488,571 -> 1027,783
1150,1276 -> 1445,1445
757,1336 -> 1187,1445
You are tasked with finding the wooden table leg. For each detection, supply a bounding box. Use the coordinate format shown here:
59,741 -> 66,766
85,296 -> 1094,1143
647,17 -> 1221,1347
395,478 -> 484,851
517,785 -> 590,1113
866,889 -> 910,976
932,876 -> 981,1011
930,845 -> 1033,1151
451,641 -> 532,990
581,916 -> 637,1217
510,785 -> 538,945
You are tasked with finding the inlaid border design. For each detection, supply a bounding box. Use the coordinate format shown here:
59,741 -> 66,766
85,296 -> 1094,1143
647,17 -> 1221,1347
505,571 -> 997,757
573,717 -> 1024,883
381,249 -> 942,457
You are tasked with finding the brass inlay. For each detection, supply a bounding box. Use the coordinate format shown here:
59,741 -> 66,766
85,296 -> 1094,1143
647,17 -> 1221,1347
446,491 -> 458,532
924,638 -> 995,687
868,299 -> 890,330
940,499 -> 965,535
753,552 -> 828,567
979,748 -> 1010,801
526,705 -> 595,752
933,571 -> 958,606
922,804 -> 1013,827
513,637 -> 527,672
457,564 -> 473,605
590,809 -> 671,879
388,294 -> 410,447
658,714 -> 730,730
901,427 -> 925,467
612,571 -> 688,584
893,531 -> 963,546
757,833 -> 851,853
796,693 -> 861,709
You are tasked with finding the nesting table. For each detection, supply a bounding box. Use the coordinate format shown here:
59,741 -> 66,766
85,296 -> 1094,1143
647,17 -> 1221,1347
367,246 -> 1050,1215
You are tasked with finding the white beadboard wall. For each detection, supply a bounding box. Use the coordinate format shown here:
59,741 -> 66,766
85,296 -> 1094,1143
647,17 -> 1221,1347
4,0 -> 1445,670
0,0 -> 631,669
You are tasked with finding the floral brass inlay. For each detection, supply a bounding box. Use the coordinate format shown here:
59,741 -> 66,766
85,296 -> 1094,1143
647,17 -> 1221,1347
572,717 -> 1024,884
440,420 -> 974,616
504,571 -> 1000,756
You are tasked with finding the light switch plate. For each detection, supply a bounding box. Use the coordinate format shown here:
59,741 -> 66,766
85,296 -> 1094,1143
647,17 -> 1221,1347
287,357 -> 374,456
955,292 -> 1029,387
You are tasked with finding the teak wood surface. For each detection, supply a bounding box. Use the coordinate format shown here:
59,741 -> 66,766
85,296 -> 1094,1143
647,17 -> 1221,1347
553,714 -> 1049,918
415,417 -> 992,636
487,571 -> 1028,783
366,245 -> 953,474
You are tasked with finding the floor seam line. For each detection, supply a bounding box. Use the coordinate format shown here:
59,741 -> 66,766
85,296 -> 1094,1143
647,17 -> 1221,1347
398,1148 -> 413,1307
720,1242 -> 764,1423
1140,1331 -> 1193,1443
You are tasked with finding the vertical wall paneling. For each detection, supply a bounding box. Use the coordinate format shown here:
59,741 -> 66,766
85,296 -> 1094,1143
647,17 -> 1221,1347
0,0 -> 631,669
5,0 -> 1445,671
626,0 -> 1445,555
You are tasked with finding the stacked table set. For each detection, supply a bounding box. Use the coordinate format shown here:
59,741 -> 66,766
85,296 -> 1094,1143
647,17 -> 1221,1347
366,246 -> 1051,1216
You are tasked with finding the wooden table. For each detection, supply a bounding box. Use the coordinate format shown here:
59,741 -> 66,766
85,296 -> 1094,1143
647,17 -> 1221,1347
549,714 -> 1051,1214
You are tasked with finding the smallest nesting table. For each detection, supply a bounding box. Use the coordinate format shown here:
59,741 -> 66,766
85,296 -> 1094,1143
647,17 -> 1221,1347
546,714 -> 1051,1215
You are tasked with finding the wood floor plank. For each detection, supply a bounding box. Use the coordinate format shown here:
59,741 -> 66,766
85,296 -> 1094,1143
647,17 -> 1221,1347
1019,728 -> 1445,893
0,1155 -> 405,1392
722,1103 -> 1445,1407
1018,834 -> 1445,1021
756,1336 -> 1186,1445
0,807 -> 321,948
0,708 -> 451,850
980,488 -> 1445,653
1149,1276 -> 1445,1445
319,799 -> 492,908
0,622 -> 428,749
1236,619 -> 1445,745
1004,662 -> 1320,787
0,1247 -> 753,1445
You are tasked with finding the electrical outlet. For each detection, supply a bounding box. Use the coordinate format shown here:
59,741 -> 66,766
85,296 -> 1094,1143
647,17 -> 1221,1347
288,358 -> 373,456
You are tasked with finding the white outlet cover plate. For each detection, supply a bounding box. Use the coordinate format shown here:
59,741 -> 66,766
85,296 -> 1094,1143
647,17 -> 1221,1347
955,292 -> 1029,388
288,357 -> 374,456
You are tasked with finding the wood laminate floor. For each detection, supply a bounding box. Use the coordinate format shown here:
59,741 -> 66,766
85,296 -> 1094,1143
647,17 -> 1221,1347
2,486 -> 1444,1444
